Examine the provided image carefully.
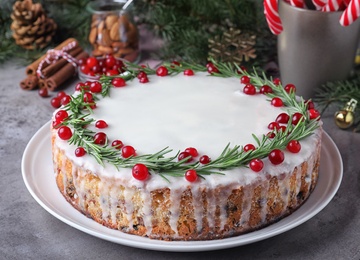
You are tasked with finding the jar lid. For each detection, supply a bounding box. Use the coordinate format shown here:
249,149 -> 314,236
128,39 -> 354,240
87,0 -> 128,14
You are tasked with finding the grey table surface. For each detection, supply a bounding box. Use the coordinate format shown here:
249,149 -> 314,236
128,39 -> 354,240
1,60 -> 360,260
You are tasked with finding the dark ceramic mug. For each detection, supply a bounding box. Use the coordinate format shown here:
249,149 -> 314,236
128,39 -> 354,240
277,0 -> 360,99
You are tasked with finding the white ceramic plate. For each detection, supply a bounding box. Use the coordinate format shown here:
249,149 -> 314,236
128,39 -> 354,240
22,122 -> 343,252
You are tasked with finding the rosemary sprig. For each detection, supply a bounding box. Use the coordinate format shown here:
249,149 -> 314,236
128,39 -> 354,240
58,60 -> 320,180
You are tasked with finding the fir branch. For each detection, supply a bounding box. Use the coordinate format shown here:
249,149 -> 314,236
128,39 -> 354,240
314,76 -> 360,113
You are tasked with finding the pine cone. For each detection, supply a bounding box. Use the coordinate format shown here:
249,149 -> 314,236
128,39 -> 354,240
10,0 -> 57,50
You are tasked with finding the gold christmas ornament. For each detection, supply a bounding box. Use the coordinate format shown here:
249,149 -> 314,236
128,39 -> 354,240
208,28 -> 256,63
10,0 -> 57,50
334,98 -> 358,129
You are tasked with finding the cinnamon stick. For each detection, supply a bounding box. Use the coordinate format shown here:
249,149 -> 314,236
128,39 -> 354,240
38,79 -> 47,89
46,51 -> 89,91
26,38 -> 79,75
41,46 -> 83,78
20,75 -> 39,90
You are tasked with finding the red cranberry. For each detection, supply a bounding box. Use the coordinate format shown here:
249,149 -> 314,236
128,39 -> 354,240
249,158 -> 264,172
260,85 -> 273,94
185,169 -> 198,182
122,145 -> 136,158
178,151 -> 192,163
268,149 -> 284,165
58,126 -> 72,140
243,84 -> 256,95
38,88 -> 48,97
132,163 -> 149,180
199,155 -> 211,164
287,140 -> 301,153
156,66 -> 168,77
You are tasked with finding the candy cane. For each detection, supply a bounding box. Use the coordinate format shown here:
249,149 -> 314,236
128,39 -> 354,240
343,0 -> 352,6
312,0 -> 327,10
340,0 -> 360,26
290,0 -> 305,8
321,0 -> 343,11
264,0 -> 283,35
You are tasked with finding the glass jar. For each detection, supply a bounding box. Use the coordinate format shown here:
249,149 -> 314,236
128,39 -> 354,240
87,0 -> 139,63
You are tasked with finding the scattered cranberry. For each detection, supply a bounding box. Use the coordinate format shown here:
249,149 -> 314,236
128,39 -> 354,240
271,97 -> 283,107
308,108 -> 320,120
90,81 -> 102,93
305,99 -> 315,110
268,121 -> 280,130
75,147 -> 86,157
185,147 -> 198,157
88,103 -> 97,110
61,95 -> 71,106
243,84 -> 256,95
184,69 -> 194,76
75,82 -> 86,91
206,62 -> 219,74
178,151 -> 193,163
276,113 -> 290,124
38,88 -> 48,97
112,77 -> 126,87
93,132 -> 107,145
83,92 -> 93,103
111,140 -> 123,149
139,76 -> 149,83
52,119 -> 61,129
292,112 -> 304,125
58,126 -> 72,140
273,78 -> 281,85
287,140 -> 301,153
199,155 -> 211,164
156,66 -> 168,77
284,83 -> 296,94
240,75 -> 250,84
132,163 -> 149,180
268,149 -> 284,165
279,125 -> 287,132
95,120 -> 108,129
84,81 -> 92,87
137,71 -> 147,79
55,110 -> 68,122
267,131 -> 276,138
171,61 -> 181,67
244,144 -> 256,152
185,169 -> 198,182
260,85 -> 273,94
249,158 -> 264,172
57,91 -> 67,99
122,145 -> 136,158
51,97 -> 61,108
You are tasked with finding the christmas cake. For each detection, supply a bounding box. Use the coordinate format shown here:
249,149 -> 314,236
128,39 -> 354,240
51,61 -> 322,241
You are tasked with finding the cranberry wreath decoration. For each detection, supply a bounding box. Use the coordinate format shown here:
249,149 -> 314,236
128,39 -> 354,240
53,59 -> 321,182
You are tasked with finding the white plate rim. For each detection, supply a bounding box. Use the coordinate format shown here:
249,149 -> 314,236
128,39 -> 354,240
21,122 -> 343,252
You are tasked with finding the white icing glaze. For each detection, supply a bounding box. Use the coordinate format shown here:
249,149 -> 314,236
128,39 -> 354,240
53,71 -> 321,237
